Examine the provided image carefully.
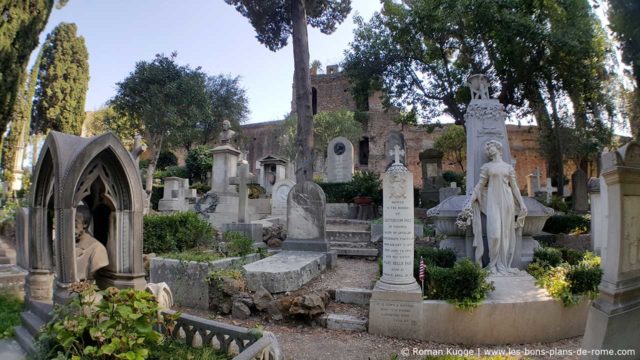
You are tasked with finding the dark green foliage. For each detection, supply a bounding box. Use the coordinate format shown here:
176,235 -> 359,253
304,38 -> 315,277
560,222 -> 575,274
224,231 -> 254,257
545,195 -> 569,213
190,182 -> 211,195
567,263 -> 603,295
156,151 -> 178,170
608,0 -> 640,89
528,247 -> 602,306
149,340 -> 230,360
351,170 -> 382,203
160,249 -> 223,263
543,214 -> 590,234
532,247 -> 564,268
0,0 -> 54,138
317,182 -> 353,203
150,185 -> 163,211
186,145 -> 213,183
111,52 -> 209,193
143,212 -> 213,253
32,22 -> 89,135
414,247 -> 456,270
0,292 -> 23,338
425,259 -> 494,309
33,284 -> 177,360
248,183 -> 265,199
434,125 -> 466,172
223,0 -> 351,52
442,171 -> 464,187
155,166 -> 189,180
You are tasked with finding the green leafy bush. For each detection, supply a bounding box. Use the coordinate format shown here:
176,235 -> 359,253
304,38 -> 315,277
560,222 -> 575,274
352,170 -> 382,203
149,340 -> 230,360
33,283 -> 178,360
425,259 -> 495,309
532,247 -> 564,267
528,247 -> 602,306
415,247 -> 457,270
316,182 -> 354,203
144,212 -> 214,254
186,145 -> 213,183
154,165 -> 189,180
224,231 -> 254,257
150,185 -> 163,211
248,183 -> 265,199
156,151 -> 178,170
543,214 -> 590,234
190,182 -> 211,194
545,195 -> 569,213
0,292 -> 23,338
442,171 -> 465,192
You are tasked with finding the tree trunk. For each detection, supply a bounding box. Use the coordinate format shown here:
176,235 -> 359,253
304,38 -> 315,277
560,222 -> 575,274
291,0 -> 314,183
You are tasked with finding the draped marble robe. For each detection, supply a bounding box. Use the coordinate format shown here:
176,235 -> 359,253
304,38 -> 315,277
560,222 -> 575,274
470,159 -> 527,274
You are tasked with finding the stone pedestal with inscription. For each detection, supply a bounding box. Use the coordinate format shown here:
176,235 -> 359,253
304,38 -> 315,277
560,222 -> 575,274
582,141 -> 640,358
369,147 -> 422,339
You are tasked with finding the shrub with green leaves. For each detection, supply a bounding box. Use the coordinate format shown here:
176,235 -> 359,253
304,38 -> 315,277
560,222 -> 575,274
33,283 -> 178,360
527,247 -> 603,306
190,182 -> 211,195
415,247 -> 457,270
425,259 -> 495,309
224,231 -> 254,257
143,212 -> 214,254
543,214 -> 590,234
0,292 -> 23,338
186,145 -> 213,183
532,247 -> 564,267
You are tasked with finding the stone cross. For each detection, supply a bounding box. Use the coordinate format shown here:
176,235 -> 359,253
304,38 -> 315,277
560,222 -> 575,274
545,177 -> 557,203
389,145 -> 405,165
230,163 -> 256,223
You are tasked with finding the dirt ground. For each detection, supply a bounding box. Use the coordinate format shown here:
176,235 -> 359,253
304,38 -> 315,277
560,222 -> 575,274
177,258 -> 584,360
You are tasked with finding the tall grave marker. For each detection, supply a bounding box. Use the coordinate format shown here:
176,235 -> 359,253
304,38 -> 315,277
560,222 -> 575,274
369,145 -> 422,339
582,141 -> 640,357
326,137 -> 354,183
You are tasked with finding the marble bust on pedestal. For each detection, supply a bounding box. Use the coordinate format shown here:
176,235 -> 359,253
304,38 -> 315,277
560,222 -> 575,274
75,206 -> 109,281
218,119 -> 237,145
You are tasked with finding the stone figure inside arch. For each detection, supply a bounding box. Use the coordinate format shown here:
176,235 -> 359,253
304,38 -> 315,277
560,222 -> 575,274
464,140 -> 527,274
219,119 -> 236,145
75,205 -> 109,281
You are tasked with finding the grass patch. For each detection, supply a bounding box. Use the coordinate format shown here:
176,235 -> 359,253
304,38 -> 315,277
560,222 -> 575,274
161,248 -> 225,263
149,340 -> 231,360
0,292 -> 24,338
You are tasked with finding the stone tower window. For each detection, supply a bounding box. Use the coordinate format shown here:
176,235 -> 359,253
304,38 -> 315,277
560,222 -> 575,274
312,87 -> 318,115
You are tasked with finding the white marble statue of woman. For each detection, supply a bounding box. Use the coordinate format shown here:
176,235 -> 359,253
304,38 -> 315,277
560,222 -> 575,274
464,140 -> 527,274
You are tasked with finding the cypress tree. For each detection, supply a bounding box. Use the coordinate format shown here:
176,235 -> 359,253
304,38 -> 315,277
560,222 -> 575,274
33,22 -> 89,136
0,0 -> 55,139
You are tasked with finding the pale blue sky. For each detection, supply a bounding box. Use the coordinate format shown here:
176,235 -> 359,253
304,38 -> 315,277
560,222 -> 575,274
36,1 -> 381,123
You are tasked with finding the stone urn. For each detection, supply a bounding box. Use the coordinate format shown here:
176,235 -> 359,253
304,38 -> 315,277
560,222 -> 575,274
426,195 -> 554,268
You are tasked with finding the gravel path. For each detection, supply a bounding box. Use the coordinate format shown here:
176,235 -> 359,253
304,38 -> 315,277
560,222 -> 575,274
177,258 -> 584,360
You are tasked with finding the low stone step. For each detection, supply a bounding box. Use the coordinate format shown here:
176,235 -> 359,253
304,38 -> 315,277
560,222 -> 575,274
326,230 -> 370,243
329,241 -> 372,249
335,247 -> 378,258
335,287 -> 372,305
20,311 -> 45,337
28,300 -> 53,321
0,257 -> 11,265
14,326 -> 36,356
244,251 -> 329,293
321,313 -> 368,332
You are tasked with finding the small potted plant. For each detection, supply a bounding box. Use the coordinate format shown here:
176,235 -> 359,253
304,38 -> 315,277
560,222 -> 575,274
351,171 -> 382,205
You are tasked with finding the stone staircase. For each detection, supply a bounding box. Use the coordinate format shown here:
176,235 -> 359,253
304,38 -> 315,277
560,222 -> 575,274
15,300 -> 52,355
326,219 -> 378,258
320,287 -> 372,332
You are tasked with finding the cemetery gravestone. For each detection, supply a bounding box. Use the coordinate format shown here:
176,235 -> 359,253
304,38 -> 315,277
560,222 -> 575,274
369,145 -> 422,340
282,181 -> 331,253
571,169 -> 589,213
326,137 -> 354,183
158,177 -> 190,212
582,141 -> 640,357
385,130 -> 405,167
419,148 -> 445,208
271,179 -> 295,217
222,161 -> 263,245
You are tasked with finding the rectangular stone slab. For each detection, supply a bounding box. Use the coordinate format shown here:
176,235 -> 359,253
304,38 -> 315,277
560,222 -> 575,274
244,251 -> 327,293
